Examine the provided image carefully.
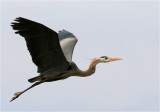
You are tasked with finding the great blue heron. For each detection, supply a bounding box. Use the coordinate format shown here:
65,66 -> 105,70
10,17 -> 122,102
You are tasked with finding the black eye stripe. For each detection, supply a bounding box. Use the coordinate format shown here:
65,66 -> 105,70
100,56 -> 109,59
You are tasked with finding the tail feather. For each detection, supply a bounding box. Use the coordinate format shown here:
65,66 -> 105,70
28,76 -> 41,83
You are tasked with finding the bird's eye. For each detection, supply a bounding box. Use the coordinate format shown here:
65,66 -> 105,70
104,56 -> 109,60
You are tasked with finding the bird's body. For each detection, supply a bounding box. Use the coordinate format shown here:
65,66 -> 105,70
10,17 -> 121,102
29,59 -> 97,83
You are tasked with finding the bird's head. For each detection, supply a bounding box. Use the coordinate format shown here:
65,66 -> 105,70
90,56 -> 122,67
98,56 -> 122,63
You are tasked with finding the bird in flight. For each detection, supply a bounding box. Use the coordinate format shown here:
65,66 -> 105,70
10,17 -> 122,102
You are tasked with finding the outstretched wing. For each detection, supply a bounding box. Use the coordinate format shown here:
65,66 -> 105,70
58,30 -> 78,62
11,17 -> 69,73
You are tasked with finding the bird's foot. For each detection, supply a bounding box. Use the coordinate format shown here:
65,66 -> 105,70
10,91 -> 22,102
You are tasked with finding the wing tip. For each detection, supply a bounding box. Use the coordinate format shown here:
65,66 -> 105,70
58,30 -> 76,40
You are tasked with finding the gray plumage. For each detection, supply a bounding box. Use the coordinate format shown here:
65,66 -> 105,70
58,30 -> 77,62
58,30 -> 75,40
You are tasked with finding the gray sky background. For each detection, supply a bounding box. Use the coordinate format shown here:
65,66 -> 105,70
1,0 -> 159,111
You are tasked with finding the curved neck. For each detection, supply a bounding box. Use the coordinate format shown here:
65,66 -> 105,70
78,58 -> 100,77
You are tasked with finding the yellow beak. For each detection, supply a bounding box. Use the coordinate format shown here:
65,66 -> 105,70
109,57 -> 122,61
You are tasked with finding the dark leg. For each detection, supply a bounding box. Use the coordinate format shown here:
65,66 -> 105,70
10,81 -> 44,102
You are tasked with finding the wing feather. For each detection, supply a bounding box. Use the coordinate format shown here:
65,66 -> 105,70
58,30 -> 78,62
11,17 -> 69,73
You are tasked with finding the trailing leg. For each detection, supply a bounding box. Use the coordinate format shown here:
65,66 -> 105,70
10,81 -> 44,102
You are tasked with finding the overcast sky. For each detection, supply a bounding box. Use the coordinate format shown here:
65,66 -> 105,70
1,0 -> 159,112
